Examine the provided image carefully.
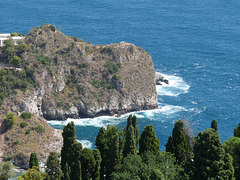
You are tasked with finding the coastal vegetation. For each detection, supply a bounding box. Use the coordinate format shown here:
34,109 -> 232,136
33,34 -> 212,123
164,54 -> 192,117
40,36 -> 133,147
3,115 -> 238,180
0,24 -> 238,179
0,24 -> 157,120
0,112 -> 62,169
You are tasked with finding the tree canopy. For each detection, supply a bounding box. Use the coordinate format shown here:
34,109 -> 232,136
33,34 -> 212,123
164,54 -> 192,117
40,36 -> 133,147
29,152 -> 39,169
139,125 -> 160,155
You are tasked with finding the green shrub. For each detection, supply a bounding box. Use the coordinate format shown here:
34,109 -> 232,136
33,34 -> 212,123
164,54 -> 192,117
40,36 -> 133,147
63,103 -> 72,111
0,68 -> 35,106
112,74 -> 120,80
13,140 -> 19,146
5,112 -> 15,128
72,37 -> 79,42
104,61 -> 121,74
78,63 -> 88,69
11,32 -> 18,36
37,55 -> 51,65
20,122 -> 28,128
16,153 -> 25,160
34,125 -> 45,133
57,102 -> 64,107
0,161 -> 14,179
25,129 -> 31,134
4,156 -> 12,161
49,24 -> 56,32
9,55 -> 22,67
104,84 -> 114,89
20,112 -> 32,119
92,80 -> 102,88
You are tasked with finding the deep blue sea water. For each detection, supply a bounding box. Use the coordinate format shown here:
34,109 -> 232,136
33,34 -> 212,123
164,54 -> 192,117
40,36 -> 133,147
2,0 -> 240,150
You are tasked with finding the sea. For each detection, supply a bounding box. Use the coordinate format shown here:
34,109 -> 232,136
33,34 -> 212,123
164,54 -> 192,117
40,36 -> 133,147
1,0 -> 240,151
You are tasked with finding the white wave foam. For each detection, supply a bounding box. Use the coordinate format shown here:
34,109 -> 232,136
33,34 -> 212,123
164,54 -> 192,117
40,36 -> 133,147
48,116 -> 125,128
156,72 -> 190,96
77,140 -> 93,149
48,104 -> 189,127
142,105 -> 187,118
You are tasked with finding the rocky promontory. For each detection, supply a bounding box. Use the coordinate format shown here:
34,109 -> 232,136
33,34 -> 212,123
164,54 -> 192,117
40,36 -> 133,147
1,24 -> 158,120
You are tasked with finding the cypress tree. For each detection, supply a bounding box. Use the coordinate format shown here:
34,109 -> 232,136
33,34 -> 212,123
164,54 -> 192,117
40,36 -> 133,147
75,160 -> 82,180
29,152 -> 39,169
95,127 -> 107,180
92,149 -> 102,180
108,133 -> 120,175
193,128 -> 225,179
69,142 -> 83,180
123,125 -> 136,157
165,135 -> 174,154
172,120 -> 189,163
80,148 -> 96,180
139,125 -> 160,155
125,115 -> 139,147
131,115 -> 139,146
95,125 -> 119,179
61,121 -> 76,172
63,163 -> 71,180
211,119 -> 218,131
46,152 -> 62,180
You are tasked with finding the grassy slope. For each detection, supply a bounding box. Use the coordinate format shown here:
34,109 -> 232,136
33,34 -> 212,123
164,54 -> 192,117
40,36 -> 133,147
0,113 -> 62,169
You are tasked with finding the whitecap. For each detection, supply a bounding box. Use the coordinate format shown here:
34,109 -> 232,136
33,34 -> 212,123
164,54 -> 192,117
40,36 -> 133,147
156,72 -> 190,96
140,105 -> 187,118
191,101 -> 197,104
77,140 -> 93,149
48,104 -> 188,128
48,116 -> 125,128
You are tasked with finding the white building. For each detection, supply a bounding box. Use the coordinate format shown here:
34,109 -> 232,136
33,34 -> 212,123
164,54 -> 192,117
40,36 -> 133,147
0,33 -> 24,47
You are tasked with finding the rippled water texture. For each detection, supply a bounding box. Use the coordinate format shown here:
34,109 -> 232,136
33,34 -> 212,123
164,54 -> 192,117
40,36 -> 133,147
2,0 -> 240,150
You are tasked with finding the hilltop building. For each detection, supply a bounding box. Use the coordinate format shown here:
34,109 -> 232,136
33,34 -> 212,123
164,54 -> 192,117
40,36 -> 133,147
0,34 -> 24,47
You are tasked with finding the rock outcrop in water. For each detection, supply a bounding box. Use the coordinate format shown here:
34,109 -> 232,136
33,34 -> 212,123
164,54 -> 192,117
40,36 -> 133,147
155,72 -> 169,85
1,24 -> 158,120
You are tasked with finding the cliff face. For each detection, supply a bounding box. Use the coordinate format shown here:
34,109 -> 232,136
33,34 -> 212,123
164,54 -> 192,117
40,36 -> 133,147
2,25 -> 158,120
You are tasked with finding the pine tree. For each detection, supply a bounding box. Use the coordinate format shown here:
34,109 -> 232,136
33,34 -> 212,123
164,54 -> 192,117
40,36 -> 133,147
211,119 -> 218,131
92,149 -> 102,180
61,122 -> 76,172
29,152 -> 39,169
193,128 -> 225,179
123,125 -> 137,157
139,125 -> 160,155
46,152 -> 62,180
172,120 -> 189,163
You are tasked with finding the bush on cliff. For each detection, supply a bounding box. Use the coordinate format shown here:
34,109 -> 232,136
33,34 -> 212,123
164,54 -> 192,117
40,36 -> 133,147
0,161 -> 14,180
5,112 -> 15,128
20,112 -> 32,120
